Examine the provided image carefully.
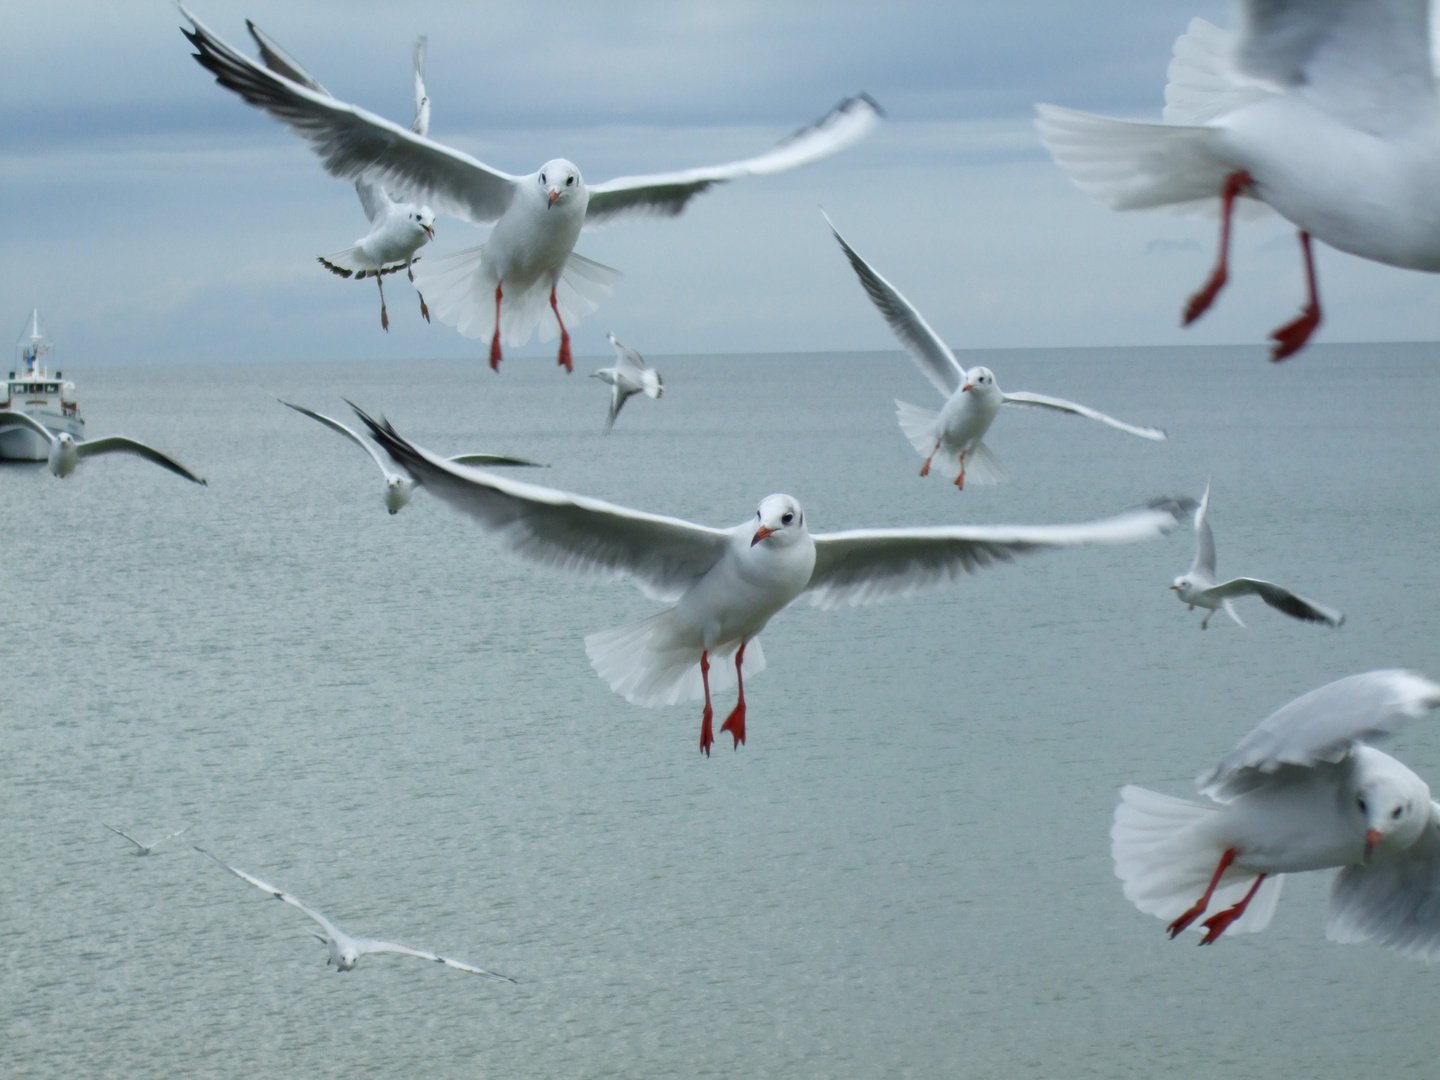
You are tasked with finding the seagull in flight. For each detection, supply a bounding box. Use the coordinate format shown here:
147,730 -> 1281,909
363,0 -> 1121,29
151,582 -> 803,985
243,19 -> 436,330
826,214 -> 1165,489
105,824 -> 188,856
0,410 -> 205,484
1037,2 -> 1440,360
591,332 -> 663,434
280,400 -> 543,514
1171,483 -> 1343,629
354,403 -> 1191,755
180,6 -> 882,372
197,848 -> 515,980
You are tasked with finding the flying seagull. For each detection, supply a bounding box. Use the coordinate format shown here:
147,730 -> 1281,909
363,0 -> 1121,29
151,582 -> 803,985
591,332 -> 663,433
0,410 -> 205,484
105,824 -> 188,856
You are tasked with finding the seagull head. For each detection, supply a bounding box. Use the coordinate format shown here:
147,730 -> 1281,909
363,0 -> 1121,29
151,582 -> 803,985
1353,749 -> 1431,862
538,159 -> 582,209
961,366 -> 995,395
1170,575 -> 1195,600
412,206 -> 436,240
384,475 -> 415,515
751,494 -> 806,547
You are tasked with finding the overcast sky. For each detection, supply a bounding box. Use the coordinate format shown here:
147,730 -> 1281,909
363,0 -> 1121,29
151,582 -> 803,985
3,1 -> 1439,367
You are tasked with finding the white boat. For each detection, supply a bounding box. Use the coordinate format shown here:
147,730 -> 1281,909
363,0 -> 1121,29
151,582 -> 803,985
1,309 -> 83,461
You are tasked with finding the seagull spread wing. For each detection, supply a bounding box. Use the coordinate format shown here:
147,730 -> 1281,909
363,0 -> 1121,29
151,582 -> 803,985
351,405 -> 731,602
356,938 -> 515,981
804,498 -> 1192,610
280,399 -> 394,477
1000,390 -> 1166,441
585,95 -> 881,226
447,453 -> 546,469
198,848 -> 345,942
75,437 -> 206,484
824,213 -> 964,398
1189,482 -> 1215,579
1328,802 -> 1440,961
245,17 -> 326,94
0,409 -> 55,443
412,36 -> 430,137
1199,670 -> 1440,800
1204,577 -> 1344,626
604,384 -> 632,434
104,824 -> 147,852
607,332 -> 647,374
181,7 -> 519,225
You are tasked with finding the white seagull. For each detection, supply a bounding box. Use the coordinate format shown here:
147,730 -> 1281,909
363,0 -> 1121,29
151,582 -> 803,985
279,400 -> 543,514
1113,670 -> 1440,952
1036,2 -> 1440,361
243,19 -> 436,330
591,332 -> 663,434
826,215 -> 1165,488
105,824 -> 188,856
0,410 -> 205,484
1171,483 -> 1343,629
197,848 -> 514,980
354,404 -> 1190,755
180,7 -> 882,373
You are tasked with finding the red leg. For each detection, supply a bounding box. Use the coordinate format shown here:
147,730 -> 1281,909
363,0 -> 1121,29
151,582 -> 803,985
1200,873 -> 1268,945
953,449 -> 967,490
489,284 -> 503,371
1167,847 -> 1236,938
919,439 -> 939,477
699,650 -> 714,757
1183,170 -> 1251,326
550,287 -> 572,372
720,642 -> 748,750
1269,231 -> 1322,361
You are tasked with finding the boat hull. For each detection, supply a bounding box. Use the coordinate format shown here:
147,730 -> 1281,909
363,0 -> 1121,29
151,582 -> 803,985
0,411 -> 85,461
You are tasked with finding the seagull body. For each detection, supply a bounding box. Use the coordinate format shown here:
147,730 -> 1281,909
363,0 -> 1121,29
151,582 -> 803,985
1171,483 -> 1343,629
1036,1 -> 1440,360
353,403 -> 1189,755
279,400 -> 542,514
198,848 -> 514,980
105,824 -> 187,856
243,19 -> 436,330
826,216 -> 1165,488
591,332 -> 663,433
0,410 -> 205,484
180,7 -> 882,372
1113,670 -> 1440,952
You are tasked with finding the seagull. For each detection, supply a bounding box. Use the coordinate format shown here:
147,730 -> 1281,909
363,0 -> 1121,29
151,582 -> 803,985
1113,670 -> 1440,952
591,332 -> 663,434
1171,483 -> 1343,629
279,400 -> 543,514
180,7 -> 882,372
353,403 -> 1190,755
0,410 -> 205,484
243,19 -> 436,330
197,848 -> 514,980
105,824 -> 188,856
1036,3 -> 1440,361
826,214 -> 1165,488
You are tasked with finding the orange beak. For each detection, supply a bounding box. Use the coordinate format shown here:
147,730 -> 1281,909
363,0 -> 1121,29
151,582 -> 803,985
1365,827 -> 1382,861
423,224 -> 435,239
548,189 -> 561,208
751,525 -> 775,546
1169,584 -> 1179,590
961,383 -> 973,392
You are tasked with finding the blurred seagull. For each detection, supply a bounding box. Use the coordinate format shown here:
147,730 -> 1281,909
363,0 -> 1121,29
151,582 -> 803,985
354,403 -> 1191,755
197,848 -> 514,980
826,214 -> 1165,489
1037,3 -> 1440,360
1113,670 -> 1440,951
591,332 -> 663,434
1171,483 -> 1343,629
105,824 -> 188,856
180,7 -> 882,372
0,410 -> 205,484
280,400 -> 543,514
243,19 -> 436,330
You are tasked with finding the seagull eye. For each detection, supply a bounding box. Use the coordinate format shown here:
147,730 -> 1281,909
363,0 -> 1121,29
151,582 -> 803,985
566,176 -> 574,186
540,173 -> 547,184
781,512 -> 794,525
1357,797 -> 1368,813
1392,807 -> 1404,819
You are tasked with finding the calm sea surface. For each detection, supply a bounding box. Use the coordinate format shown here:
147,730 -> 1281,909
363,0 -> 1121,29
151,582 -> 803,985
4,343 -> 1440,1078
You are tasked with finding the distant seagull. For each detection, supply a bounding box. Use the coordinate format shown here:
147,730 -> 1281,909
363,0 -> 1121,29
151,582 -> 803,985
0,410 -> 205,484
1037,6 -> 1440,361
825,214 -> 1165,488
243,19 -> 435,330
354,403 -> 1190,755
1114,670 -> 1440,952
180,7 -> 882,372
1171,483 -> 1342,629
591,332 -> 663,434
279,400 -> 543,514
105,824 -> 188,856
197,848 -> 514,980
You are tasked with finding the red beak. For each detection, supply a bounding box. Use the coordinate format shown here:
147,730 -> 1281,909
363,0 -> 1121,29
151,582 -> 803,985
548,189 -> 560,208
423,224 -> 435,239
1365,827 -> 1382,861
751,525 -> 775,546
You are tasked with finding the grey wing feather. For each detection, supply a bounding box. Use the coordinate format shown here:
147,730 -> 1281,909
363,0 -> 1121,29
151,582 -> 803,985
355,180 -> 389,224
281,399 -> 393,475
604,386 -> 634,435
585,94 -> 881,225
412,36 -> 430,137
0,409 -> 56,443
805,498 -> 1192,610
1206,577 -> 1344,627
104,824 -> 146,851
824,213 -> 963,398
607,331 -> 647,372
357,938 -> 515,981
75,436 -> 206,484
196,848 -> 344,941
350,404 -> 730,602
447,453 -> 546,468
1190,482 -> 1215,578
181,8 -> 518,225
1199,670 -> 1440,800
245,18 -> 327,95
1000,390 -> 1166,440
1328,805 -> 1440,960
